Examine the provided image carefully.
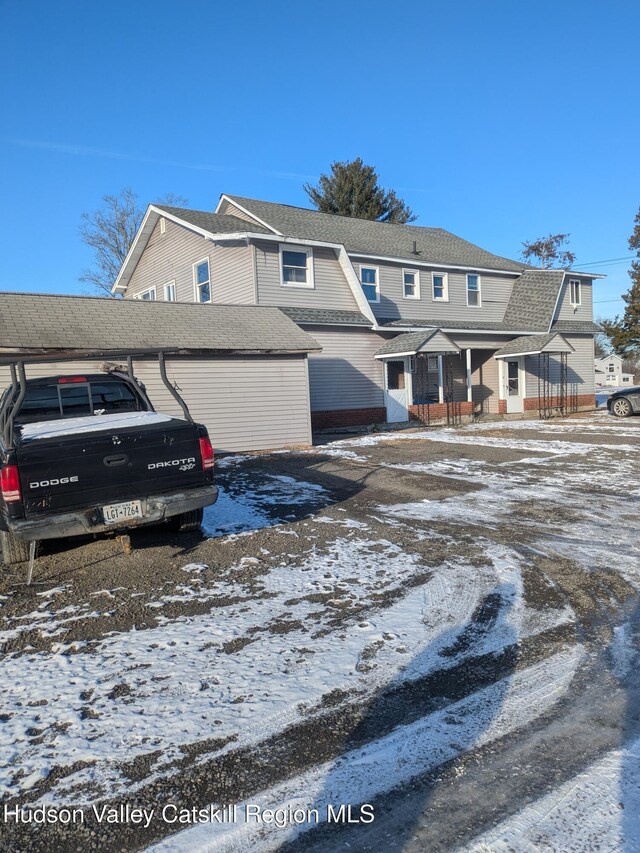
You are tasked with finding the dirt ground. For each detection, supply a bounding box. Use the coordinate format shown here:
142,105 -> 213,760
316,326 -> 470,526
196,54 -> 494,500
1,410 -> 640,852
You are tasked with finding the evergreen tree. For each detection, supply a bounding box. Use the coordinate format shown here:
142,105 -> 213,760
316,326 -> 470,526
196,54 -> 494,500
304,158 -> 416,224
601,207 -> 640,359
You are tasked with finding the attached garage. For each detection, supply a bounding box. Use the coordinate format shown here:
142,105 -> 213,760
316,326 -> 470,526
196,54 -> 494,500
0,294 -> 320,452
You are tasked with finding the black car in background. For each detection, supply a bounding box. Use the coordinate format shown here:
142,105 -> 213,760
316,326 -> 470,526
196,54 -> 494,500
607,385 -> 640,417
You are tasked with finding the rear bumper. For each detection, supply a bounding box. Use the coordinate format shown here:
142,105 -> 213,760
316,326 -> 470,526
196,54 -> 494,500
4,484 -> 218,541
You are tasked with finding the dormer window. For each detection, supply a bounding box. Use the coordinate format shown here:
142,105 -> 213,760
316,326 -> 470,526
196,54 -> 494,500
569,279 -> 581,306
280,244 -> 314,288
360,266 -> 379,303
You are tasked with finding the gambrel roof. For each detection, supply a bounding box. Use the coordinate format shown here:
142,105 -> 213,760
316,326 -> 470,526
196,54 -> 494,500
221,195 -> 527,273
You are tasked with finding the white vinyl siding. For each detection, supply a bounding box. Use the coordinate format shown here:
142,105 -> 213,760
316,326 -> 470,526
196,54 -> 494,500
305,327 -> 387,411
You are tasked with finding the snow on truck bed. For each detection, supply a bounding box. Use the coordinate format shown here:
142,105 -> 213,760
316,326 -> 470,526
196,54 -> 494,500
19,411 -> 177,441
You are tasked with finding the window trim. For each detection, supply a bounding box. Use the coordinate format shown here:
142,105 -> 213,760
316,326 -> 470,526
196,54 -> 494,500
466,273 -> 482,308
569,278 -> 582,307
359,264 -> 380,304
402,269 -> 421,300
193,257 -> 212,303
164,280 -> 176,302
135,286 -> 157,301
431,271 -> 449,302
279,244 -> 315,289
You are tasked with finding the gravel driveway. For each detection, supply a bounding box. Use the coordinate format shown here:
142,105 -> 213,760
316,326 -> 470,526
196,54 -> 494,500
1,411 -> 640,853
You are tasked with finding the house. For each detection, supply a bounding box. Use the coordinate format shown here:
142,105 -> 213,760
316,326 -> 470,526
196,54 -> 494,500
0,293 -> 320,452
594,354 -> 635,387
112,195 -> 602,430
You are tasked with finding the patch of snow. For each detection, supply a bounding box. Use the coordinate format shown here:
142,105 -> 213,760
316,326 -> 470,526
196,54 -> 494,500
19,411 -> 175,441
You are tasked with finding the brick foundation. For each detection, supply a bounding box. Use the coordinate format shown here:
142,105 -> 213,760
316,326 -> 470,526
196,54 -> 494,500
498,400 -> 507,414
409,402 -> 474,421
311,407 -> 387,430
523,394 -> 596,411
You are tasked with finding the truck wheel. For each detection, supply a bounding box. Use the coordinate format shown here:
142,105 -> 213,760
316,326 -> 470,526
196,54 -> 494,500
0,531 -> 31,565
170,508 -> 204,533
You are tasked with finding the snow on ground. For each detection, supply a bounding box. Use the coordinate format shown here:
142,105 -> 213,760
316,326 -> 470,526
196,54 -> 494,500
464,735 -> 640,853
202,475 -> 329,537
150,647 -> 582,853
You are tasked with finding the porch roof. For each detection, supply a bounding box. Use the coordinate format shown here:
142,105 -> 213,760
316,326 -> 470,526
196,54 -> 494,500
374,329 -> 460,359
493,332 -> 574,359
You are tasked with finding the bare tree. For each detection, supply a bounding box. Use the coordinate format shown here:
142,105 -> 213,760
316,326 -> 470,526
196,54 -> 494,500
79,188 -> 188,296
520,233 -> 576,269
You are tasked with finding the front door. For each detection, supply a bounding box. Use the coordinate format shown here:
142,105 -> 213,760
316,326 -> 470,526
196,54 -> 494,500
384,359 -> 409,422
505,359 -> 524,413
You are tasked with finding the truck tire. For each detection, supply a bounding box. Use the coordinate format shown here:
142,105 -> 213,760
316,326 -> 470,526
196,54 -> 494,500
1,531 -> 31,565
170,508 -> 204,533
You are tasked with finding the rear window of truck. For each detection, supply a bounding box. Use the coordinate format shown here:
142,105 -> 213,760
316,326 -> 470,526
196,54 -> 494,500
16,380 -> 143,424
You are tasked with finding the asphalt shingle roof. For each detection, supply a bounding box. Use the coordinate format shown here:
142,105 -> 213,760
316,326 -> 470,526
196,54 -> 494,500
279,307 -> 372,326
378,318 -> 535,332
493,332 -> 574,358
501,269 -> 564,332
224,196 -> 527,273
374,329 -> 460,357
0,293 -> 320,359
155,206 -> 271,236
551,320 -> 602,333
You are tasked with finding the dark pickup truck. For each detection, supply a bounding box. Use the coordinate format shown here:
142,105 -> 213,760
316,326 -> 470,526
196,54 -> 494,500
0,370 -> 218,564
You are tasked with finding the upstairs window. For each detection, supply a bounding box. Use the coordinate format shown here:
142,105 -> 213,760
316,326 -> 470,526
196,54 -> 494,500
280,245 -> 314,288
403,270 -> 420,299
164,281 -> 176,302
137,287 -> 156,301
466,273 -> 481,307
569,279 -> 581,306
194,259 -> 211,303
360,266 -> 379,303
432,272 -> 449,301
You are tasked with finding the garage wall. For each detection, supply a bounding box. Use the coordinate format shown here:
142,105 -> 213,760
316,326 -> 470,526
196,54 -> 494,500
0,354 -> 312,453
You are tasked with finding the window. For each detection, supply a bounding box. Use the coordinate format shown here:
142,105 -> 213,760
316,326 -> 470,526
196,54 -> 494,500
360,266 -> 379,303
432,272 -> 449,301
403,269 -> 420,299
280,244 -> 314,288
16,379 -> 143,424
193,259 -> 211,303
137,287 -> 156,301
569,279 -> 581,306
164,281 -> 176,302
466,274 -> 481,307
427,355 -> 439,372
387,361 -> 405,390
608,364 -> 615,373
159,217 -> 166,235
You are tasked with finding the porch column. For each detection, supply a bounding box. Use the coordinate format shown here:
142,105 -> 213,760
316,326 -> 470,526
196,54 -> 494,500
466,348 -> 473,403
437,355 -> 444,404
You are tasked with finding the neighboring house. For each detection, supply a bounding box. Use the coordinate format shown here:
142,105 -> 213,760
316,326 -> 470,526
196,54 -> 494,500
0,294 -> 319,452
113,195 -> 603,429
594,354 -> 635,387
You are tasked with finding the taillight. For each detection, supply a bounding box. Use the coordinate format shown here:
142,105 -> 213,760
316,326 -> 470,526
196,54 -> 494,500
1,465 -> 21,503
199,437 -> 214,470
58,376 -> 88,384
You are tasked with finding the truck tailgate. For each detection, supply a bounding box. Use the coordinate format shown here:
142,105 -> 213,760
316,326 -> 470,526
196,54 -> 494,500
16,413 -> 207,517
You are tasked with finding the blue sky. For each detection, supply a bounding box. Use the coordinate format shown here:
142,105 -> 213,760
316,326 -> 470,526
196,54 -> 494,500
0,0 -> 638,318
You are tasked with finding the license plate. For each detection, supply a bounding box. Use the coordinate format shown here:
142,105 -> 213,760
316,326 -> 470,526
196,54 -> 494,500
102,500 -> 143,525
